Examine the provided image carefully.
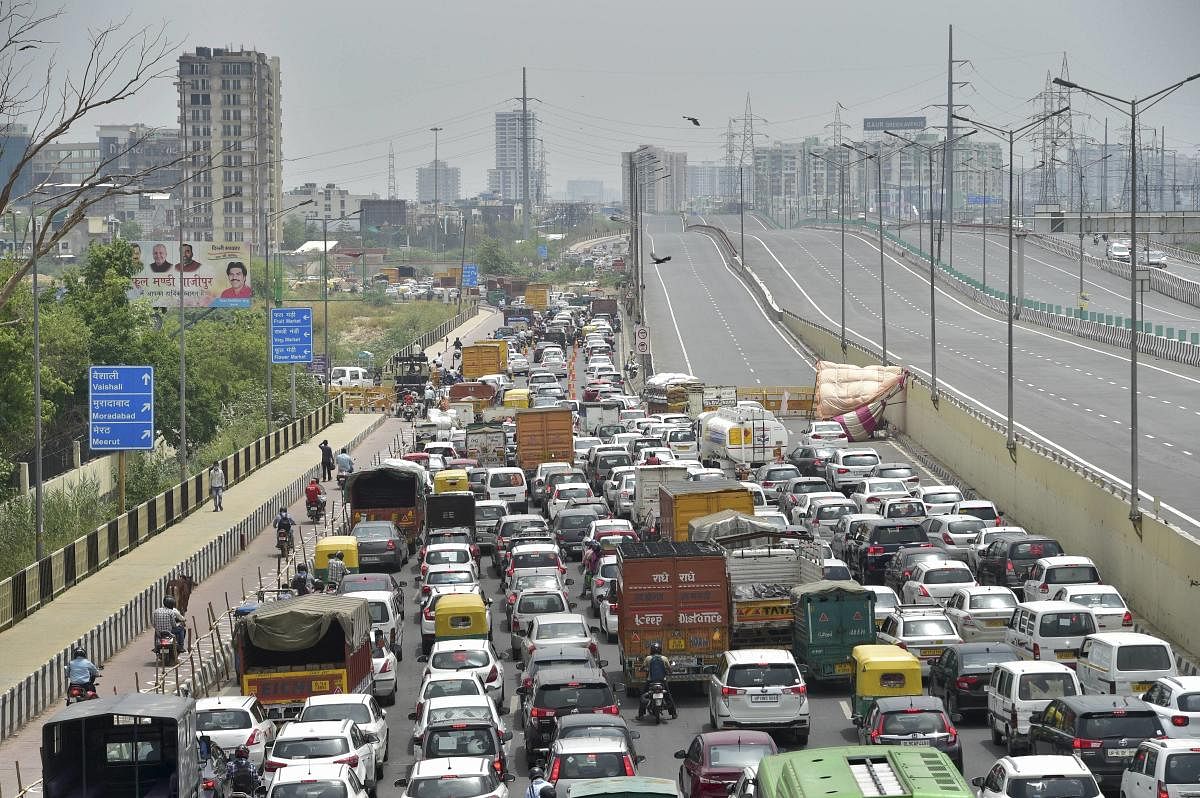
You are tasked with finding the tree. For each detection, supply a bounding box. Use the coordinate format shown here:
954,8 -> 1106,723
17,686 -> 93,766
475,237 -> 521,276
119,219 -> 142,239
281,214 -> 307,249
0,3 -> 200,312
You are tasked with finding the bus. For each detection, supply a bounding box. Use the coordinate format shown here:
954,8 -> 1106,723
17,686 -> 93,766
740,746 -> 972,798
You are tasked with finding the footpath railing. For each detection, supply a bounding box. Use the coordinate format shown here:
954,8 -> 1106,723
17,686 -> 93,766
382,302 -> 479,374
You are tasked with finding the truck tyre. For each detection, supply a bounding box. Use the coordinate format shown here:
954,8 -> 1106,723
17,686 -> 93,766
795,732 -> 809,746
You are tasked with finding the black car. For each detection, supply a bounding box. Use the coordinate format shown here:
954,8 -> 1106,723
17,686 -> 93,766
883,547 -> 948,593
515,644 -> 607,694
419,718 -> 514,774
1029,695 -> 1163,791
786,445 -> 837,478
854,695 -> 964,771
552,509 -> 598,560
845,519 -> 929,584
927,643 -> 1021,717
976,535 -> 1064,588
520,666 -> 616,759
350,520 -> 407,571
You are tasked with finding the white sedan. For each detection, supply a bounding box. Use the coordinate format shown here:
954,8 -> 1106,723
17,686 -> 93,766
371,645 -> 398,705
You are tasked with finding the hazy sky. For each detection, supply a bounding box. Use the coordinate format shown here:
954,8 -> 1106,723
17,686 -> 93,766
37,0 -> 1200,199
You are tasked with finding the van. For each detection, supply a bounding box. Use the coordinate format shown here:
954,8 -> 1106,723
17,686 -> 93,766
329,366 -> 372,387
1005,600 -> 1098,668
485,467 -> 528,511
1077,632 -> 1177,697
986,660 -> 1082,755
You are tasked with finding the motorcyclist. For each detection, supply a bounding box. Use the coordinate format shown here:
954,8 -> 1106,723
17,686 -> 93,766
290,563 -> 314,596
580,541 -> 602,597
224,744 -> 261,794
304,478 -> 326,517
326,550 -> 349,589
636,642 -> 676,720
152,595 -> 188,653
335,447 -> 354,476
65,646 -> 100,693
274,507 -> 296,551
525,767 -> 549,798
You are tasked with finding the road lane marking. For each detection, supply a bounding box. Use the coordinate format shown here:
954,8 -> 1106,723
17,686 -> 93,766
839,700 -> 853,720
646,231 -> 693,374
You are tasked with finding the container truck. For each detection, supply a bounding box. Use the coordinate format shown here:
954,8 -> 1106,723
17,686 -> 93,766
631,464 -> 690,532
657,479 -> 755,542
699,405 -> 789,471
515,407 -> 574,474
525,282 -> 551,310
615,540 -> 730,692
789,581 -> 876,682
461,342 -> 507,380
234,594 -> 373,720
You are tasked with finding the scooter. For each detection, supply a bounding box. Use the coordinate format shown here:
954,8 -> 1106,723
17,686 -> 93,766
65,673 -> 102,706
336,468 -> 350,490
154,632 -> 178,667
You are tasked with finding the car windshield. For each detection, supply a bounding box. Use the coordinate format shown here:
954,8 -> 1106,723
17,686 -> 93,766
869,480 -> 907,494
961,505 -> 998,521
872,592 -> 897,610
431,649 -> 490,669
556,488 -> 590,500
272,737 -> 349,759
476,506 -> 505,522
1116,645 -> 1173,671
518,594 -> 566,614
709,744 -> 775,768
353,523 -> 396,541
1039,612 -> 1096,637
558,726 -> 626,745
367,601 -> 390,624
555,752 -> 627,779
535,621 -> 587,640
885,502 -> 925,518
667,430 -> 695,443
271,784 -> 349,798
842,454 -> 879,467
489,472 -> 524,487
816,504 -> 853,521
1165,753 -> 1200,785
1011,540 -> 1063,560
599,563 -> 619,579
301,703 -> 372,724
876,468 -> 916,479
1079,712 -> 1161,739
427,571 -> 474,585
424,679 -> 481,699
923,568 -> 972,585
427,551 -> 469,565
880,710 -> 946,735
1017,673 -> 1079,700
946,519 -> 985,535
792,482 -> 827,494
598,454 -> 631,469
537,684 -> 612,710
903,618 -> 956,637
923,492 -> 962,505
558,515 -> 593,531
425,727 -> 497,758
1064,592 -> 1124,609
512,552 -> 558,569
408,775 -> 496,798
338,575 -> 393,594
196,709 -> 251,731
1047,565 -> 1100,585
574,439 -> 601,453
969,594 -> 1017,610
873,526 -> 925,545
1003,776 -> 1100,798
961,651 -> 1016,669
764,467 -> 799,481
726,664 -> 802,687
427,705 -> 494,724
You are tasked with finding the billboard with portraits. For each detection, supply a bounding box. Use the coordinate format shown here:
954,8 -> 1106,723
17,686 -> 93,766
126,241 -> 253,308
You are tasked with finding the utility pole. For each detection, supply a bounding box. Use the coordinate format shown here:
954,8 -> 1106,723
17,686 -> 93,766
521,66 -> 530,241
943,24 -> 954,266
1102,119 -> 1108,212
431,126 -> 443,256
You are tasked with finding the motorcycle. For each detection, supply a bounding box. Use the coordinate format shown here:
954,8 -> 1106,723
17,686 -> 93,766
65,673 -> 102,706
154,632 -> 178,667
336,468 -> 350,490
402,401 -> 416,422
306,498 -> 325,523
276,526 -> 293,560
646,681 -> 669,725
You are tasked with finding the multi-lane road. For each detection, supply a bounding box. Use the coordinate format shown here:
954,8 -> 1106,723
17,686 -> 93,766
678,212 -> 1200,536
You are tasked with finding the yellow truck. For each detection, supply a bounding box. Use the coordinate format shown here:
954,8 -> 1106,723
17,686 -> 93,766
524,282 -> 551,311
515,407 -> 574,474
461,341 -> 509,380
657,479 -> 755,543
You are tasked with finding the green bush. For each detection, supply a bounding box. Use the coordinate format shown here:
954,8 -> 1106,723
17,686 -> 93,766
0,474 -> 112,580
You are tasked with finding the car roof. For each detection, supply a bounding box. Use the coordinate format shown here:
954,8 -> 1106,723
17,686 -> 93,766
998,755 -> 1092,776
275,720 -> 351,739
534,612 -> 587,625
945,641 -> 1020,655
552,735 -> 628,754
872,695 -> 944,712
535,665 -> 607,683
1017,600 -> 1095,613
410,757 -> 493,778
996,660 -> 1077,674
1054,584 -> 1121,596
429,639 -> 491,653
1086,632 -> 1166,646
305,693 -> 372,708
956,585 -> 1016,595
556,713 -> 630,731
528,645 -> 593,663
1034,555 -> 1095,566
196,695 -> 256,711
1157,675 -> 1200,691
1050,695 -> 1154,712
499,514 -> 544,523
269,763 -> 357,784
424,695 -> 494,711
724,649 -> 797,665
915,559 -> 971,572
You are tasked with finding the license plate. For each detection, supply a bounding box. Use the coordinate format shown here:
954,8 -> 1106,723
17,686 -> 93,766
1108,748 -> 1135,758
668,639 -> 686,651
900,739 -> 927,746
983,619 -> 1004,627
1055,649 -> 1077,661
1132,682 -> 1153,693
750,694 -> 779,703
652,692 -> 664,699
920,648 -> 944,657
361,555 -> 380,563
835,663 -> 853,675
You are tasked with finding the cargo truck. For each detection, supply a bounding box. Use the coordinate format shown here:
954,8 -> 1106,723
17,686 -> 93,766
235,594 -> 373,720
725,547 -> 808,649
789,581 -> 876,682
347,459 -> 428,553
631,464 -> 690,532
698,405 -> 789,471
658,479 -> 755,542
590,296 -> 619,321
525,282 -> 551,310
461,342 -> 507,380
515,407 -> 574,474
465,422 -> 508,468
579,400 -> 621,435
615,541 -> 729,693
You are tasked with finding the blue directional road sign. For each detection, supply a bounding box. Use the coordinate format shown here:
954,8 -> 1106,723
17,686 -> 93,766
271,307 -> 314,364
461,263 -> 478,287
89,366 -> 155,451
537,244 -> 548,260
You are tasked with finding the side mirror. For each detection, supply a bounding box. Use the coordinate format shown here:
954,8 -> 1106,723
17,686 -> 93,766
515,662 -> 525,671
502,730 -> 514,742
407,711 -> 417,720
851,714 -> 864,727
630,730 -> 641,739
416,655 -> 429,663
568,602 -> 577,610
1029,711 -> 1043,725
565,578 -> 575,586
396,580 -> 409,587
395,778 -> 410,788
599,659 -> 609,668
636,754 -> 646,764
589,626 -> 602,634
502,773 -> 518,784
365,733 -> 380,744
673,750 -> 687,760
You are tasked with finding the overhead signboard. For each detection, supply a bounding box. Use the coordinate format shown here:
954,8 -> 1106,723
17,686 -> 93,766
461,263 -> 478,287
537,244 -> 549,260
270,307 -> 314,364
89,365 -> 154,451
127,241 -> 252,309
862,116 -> 927,132
967,194 -> 1002,206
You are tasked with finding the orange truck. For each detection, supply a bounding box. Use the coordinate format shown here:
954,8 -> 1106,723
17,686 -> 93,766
515,407 -> 574,475
657,479 -> 756,542
461,340 -> 509,380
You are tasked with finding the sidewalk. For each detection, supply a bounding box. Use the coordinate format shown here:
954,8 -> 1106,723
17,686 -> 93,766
0,308 -> 499,796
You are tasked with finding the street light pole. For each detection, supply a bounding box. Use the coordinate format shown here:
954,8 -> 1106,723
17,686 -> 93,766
31,210 -> 43,559
431,127 -> 443,257
844,142 -> 890,365
810,150 -> 859,351
1076,154 -> 1112,304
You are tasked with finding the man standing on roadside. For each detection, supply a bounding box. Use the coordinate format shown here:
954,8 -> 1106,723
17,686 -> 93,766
209,461 -> 226,511
319,440 -> 335,482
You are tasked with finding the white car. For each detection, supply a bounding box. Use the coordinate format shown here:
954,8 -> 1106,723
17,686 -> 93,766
419,640 -> 506,705
862,585 -> 899,629
413,670 -> 489,718
915,485 -> 965,515
195,695 -> 276,768
546,482 -> 594,520
902,560 -> 977,605
800,420 -> 848,447
1141,676 -> 1200,738
876,605 -> 964,675
707,649 -> 810,744
636,447 -> 676,465
1049,584 -> 1132,631
266,719 -> 378,793
951,499 -> 1002,525
972,754 -> 1100,798
597,591 -> 619,644
943,586 -> 1018,642
1122,739 -> 1200,796
849,478 -> 911,513
420,543 -> 480,579
1021,555 -> 1101,602
408,695 -> 507,756
522,612 -> 599,661
371,641 -> 399,704
265,763 -> 370,798
299,693 -> 390,777
418,563 -> 479,610
395,757 -> 515,798
787,490 -> 845,525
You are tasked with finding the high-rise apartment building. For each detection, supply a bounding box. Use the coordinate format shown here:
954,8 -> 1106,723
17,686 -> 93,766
621,146 -> 687,213
487,110 -> 543,203
417,160 -> 461,203
29,141 -> 100,187
177,46 -> 282,246
97,123 -> 182,191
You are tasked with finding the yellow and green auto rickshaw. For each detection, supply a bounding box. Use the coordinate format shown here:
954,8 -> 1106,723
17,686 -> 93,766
433,592 -> 491,645
848,644 -> 923,720
314,535 -> 360,582
502,388 -> 532,409
434,468 -> 471,494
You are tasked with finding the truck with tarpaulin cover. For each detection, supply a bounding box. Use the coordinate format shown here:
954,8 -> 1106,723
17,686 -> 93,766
41,693 -> 200,798
790,580 -> 877,682
234,594 -> 373,720
614,540 -> 729,692
347,458 -> 428,553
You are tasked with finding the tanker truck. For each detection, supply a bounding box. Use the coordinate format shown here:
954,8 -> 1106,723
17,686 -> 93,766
698,405 -> 788,474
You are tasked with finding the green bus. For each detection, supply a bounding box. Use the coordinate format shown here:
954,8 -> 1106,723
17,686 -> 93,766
747,746 -> 971,798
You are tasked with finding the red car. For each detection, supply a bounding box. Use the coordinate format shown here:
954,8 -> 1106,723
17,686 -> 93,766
674,731 -> 777,798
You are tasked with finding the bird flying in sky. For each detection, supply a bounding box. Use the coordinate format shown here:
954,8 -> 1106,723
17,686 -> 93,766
682,116 -> 700,126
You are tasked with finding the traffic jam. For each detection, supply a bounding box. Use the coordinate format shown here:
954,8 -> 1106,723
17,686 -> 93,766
184,290 -> 1199,796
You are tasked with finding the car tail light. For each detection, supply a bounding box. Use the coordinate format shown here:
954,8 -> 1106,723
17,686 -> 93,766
387,539 -> 396,551
942,533 -> 955,545
1158,781 -> 1170,798
421,585 -> 431,595
1172,715 -> 1190,727
548,758 -> 562,782
334,754 -> 360,768
531,706 -> 556,718
867,545 -> 885,556
424,607 -> 434,621
956,676 -> 980,690
1122,611 -> 1133,627
867,497 -> 880,505
869,720 -> 884,741
918,585 -> 931,598
721,686 -> 746,697
1038,582 -> 1049,594
263,759 -> 286,773
245,729 -> 260,746
783,685 -> 807,695
493,758 -> 504,775
202,777 -> 216,790
597,704 -> 620,716
623,755 -> 636,776
1032,642 -> 1042,660
1006,560 -> 1014,572
813,459 -> 824,466
837,468 -> 849,474
1071,738 -> 1103,750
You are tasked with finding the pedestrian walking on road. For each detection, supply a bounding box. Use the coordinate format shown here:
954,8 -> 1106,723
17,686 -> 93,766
319,440 -> 335,482
209,461 -> 226,511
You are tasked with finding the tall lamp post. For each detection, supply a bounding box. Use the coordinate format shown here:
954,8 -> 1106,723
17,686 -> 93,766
809,149 -> 871,351
321,209 -> 363,396
1073,154 -> 1112,304
264,198 -> 314,433
842,141 -> 891,364
430,127 -> 443,256
1051,72 -> 1200,521
954,107 -> 1070,452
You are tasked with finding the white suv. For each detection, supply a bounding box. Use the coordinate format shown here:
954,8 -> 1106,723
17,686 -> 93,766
195,695 -> 276,767
298,694 -> 389,782
707,649 -> 810,744
972,755 -> 1100,797
265,719 -> 378,793
265,763 -> 369,798
1122,738 -> 1200,797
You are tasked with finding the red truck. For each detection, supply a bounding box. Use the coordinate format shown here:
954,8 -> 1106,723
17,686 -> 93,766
614,541 -> 730,692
